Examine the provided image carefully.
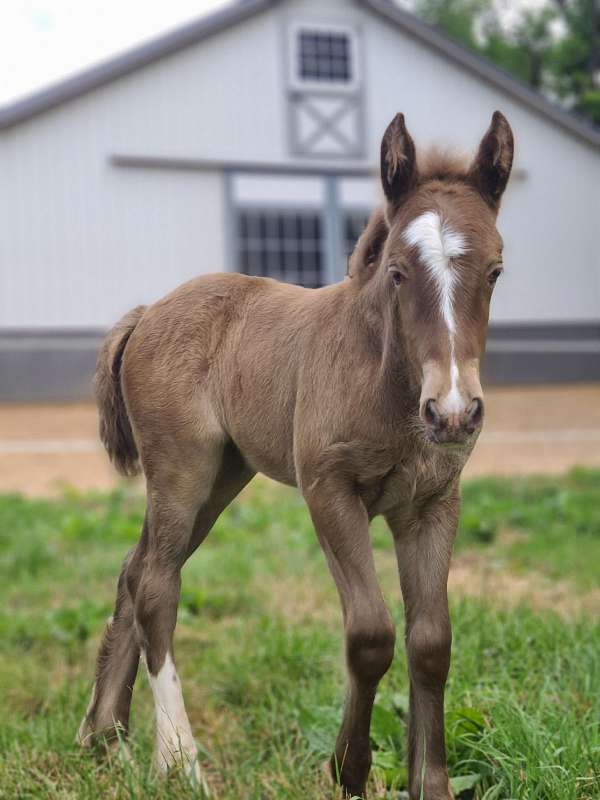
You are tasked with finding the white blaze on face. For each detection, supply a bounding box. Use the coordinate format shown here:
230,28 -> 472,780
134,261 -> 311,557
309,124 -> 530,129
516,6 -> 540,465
404,211 -> 467,413
145,651 -> 203,782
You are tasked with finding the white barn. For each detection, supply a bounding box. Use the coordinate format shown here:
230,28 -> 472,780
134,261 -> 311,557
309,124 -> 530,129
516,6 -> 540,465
1,0 -> 599,400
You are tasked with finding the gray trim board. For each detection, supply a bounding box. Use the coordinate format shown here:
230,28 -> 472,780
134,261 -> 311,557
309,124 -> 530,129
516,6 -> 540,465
0,328 -> 104,345
323,175 -> 345,283
111,154 -> 377,177
222,169 -> 236,275
0,0 -> 598,150
1,322 -> 598,401
110,154 -> 528,182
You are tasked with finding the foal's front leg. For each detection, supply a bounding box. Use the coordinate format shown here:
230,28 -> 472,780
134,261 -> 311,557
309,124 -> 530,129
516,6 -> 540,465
386,494 -> 458,800
303,476 -> 396,798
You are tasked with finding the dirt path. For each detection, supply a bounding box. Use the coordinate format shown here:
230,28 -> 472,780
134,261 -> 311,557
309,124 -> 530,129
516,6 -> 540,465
1,384 -> 599,495
463,383 -> 600,478
448,549 -> 600,617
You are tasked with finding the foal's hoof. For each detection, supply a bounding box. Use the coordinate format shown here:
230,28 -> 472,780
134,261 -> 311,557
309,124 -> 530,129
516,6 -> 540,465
76,717 -> 132,764
76,684 -> 98,748
409,777 -> 454,800
76,717 -> 94,748
155,745 -> 210,795
324,756 -> 368,799
76,683 -> 129,754
76,714 -> 107,750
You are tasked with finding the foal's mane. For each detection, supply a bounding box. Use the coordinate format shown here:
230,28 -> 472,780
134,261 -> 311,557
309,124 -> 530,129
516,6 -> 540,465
417,148 -> 470,184
348,148 -> 470,285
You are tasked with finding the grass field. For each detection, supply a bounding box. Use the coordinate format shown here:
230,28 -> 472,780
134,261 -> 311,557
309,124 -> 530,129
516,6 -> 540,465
1,469 -> 599,799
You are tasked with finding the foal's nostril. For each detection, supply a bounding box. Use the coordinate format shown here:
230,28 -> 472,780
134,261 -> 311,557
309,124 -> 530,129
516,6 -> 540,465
465,397 -> 484,430
424,399 -> 441,429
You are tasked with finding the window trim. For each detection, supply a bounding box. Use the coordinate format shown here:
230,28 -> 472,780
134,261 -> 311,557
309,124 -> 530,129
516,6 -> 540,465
287,21 -> 360,93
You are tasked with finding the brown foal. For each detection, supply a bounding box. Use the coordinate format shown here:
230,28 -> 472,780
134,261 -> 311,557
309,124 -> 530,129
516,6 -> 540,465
77,111 -> 513,799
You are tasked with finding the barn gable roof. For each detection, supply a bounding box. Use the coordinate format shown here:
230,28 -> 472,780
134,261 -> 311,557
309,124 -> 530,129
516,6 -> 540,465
1,0 -> 599,149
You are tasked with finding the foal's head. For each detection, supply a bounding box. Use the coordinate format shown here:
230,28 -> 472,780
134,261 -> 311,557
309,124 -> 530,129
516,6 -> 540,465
355,111 -> 513,446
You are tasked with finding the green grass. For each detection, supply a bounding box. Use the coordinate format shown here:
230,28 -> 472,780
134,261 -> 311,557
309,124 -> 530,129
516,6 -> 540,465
457,467 -> 600,589
0,470 -> 599,799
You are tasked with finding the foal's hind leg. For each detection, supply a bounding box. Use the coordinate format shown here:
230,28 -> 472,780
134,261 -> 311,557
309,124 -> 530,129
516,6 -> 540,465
136,441 -> 253,780
77,530 -> 146,749
77,441 -> 252,760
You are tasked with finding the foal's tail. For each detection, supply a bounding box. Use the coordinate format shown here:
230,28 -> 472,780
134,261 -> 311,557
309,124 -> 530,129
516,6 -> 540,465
94,305 -> 146,477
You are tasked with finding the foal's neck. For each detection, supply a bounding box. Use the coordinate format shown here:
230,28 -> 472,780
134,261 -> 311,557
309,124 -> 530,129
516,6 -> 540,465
348,272 -> 420,413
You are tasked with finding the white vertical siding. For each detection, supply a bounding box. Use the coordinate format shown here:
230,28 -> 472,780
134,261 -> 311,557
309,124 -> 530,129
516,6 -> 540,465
0,130 -> 224,327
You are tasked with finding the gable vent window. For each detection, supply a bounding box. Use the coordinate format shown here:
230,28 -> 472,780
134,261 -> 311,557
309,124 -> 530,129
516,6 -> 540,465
298,30 -> 352,83
238,210 -> 324,288
289,23 -> 359,93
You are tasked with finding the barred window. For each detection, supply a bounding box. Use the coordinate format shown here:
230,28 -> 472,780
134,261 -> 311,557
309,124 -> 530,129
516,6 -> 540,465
298,30 -> 352,83
238,210 -> 324,288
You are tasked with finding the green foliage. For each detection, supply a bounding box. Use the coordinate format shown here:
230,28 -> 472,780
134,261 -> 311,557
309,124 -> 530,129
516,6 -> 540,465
417,0 -> 491,51
547,0 -> 600,123
414,0 -> 600,126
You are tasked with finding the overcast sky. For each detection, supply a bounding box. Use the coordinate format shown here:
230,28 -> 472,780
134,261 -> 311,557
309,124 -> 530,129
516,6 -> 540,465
0,0 -> 547,107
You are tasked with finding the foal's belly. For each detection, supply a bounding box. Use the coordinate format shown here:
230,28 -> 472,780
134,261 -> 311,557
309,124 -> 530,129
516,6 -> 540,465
225,402 -> 298,486
244,448 -> 298,487
228,422 -> 298,486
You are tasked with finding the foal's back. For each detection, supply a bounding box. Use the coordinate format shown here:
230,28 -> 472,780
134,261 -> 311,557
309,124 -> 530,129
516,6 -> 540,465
120,272 -> 349,486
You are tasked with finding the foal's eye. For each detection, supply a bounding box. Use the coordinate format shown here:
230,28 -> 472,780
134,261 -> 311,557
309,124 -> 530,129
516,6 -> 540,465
388,267 -> 406,286
487,265 -> 503,286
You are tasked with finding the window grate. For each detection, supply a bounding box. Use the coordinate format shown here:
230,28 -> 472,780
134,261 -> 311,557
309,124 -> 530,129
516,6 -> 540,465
238,210 -> 324,288
298,30 -> 352,83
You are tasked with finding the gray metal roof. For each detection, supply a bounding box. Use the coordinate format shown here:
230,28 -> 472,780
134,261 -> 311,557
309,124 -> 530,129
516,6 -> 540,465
1,0 -> 598,149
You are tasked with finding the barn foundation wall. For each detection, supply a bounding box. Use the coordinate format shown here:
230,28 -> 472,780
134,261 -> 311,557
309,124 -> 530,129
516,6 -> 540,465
0,331 -> 102,403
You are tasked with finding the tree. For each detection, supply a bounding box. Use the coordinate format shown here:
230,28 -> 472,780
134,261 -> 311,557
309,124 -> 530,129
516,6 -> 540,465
413,0 -> 600,127
415,0 -> 492,51
483,5 -> 557,90
547,0 -> 600,124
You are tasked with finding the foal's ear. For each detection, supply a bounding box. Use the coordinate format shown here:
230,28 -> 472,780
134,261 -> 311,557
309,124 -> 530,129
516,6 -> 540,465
468,111 -> 514,210
380,113 -> 418,210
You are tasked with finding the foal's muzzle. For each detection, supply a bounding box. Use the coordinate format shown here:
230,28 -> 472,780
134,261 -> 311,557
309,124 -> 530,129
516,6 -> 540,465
422,397 -> 484,445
